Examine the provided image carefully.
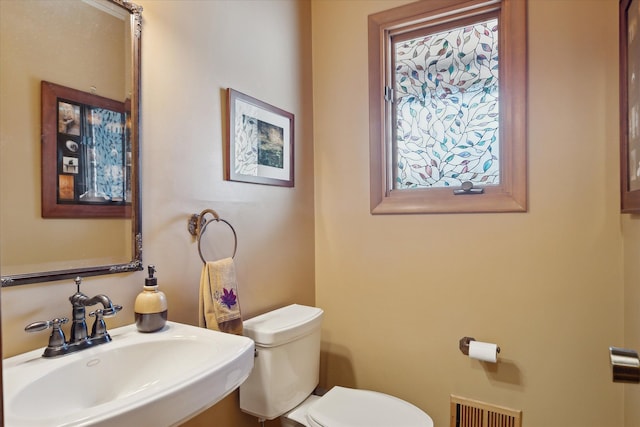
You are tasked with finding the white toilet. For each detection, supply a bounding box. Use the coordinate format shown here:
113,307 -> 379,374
239,304 -> 434,427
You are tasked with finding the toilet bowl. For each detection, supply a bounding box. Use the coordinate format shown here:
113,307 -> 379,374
239,304 -> 433,427
283,386 -> 433,427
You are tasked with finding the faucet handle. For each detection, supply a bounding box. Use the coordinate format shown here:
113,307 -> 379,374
25,318 -> 69,353
89,306 -> 120,341
101,304 -> 123,317
25,317 -> 69,333
89,310 -> 108,338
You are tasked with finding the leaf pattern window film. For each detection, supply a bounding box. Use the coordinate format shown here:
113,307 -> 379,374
393,17 -> 499,189
84,107 -> 126,201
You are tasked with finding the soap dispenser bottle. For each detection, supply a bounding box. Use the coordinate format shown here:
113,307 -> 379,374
134,265 -> 168,332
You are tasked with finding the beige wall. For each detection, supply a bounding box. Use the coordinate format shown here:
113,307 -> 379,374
623,216 -> 640,427
1,1 -> 314,426
312,0 -> 624,426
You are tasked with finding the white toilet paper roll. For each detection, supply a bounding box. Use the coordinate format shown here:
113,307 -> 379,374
611,354 -> 640,367
468,340 -> 498,363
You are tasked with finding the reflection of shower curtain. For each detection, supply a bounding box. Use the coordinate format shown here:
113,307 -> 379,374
81,107 -> 125,201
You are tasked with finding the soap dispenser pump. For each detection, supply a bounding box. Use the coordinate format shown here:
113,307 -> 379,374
134,265 -> 168,332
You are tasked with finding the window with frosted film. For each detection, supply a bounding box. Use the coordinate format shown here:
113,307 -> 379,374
368,0 -> 527,214
393,16 -> 499,190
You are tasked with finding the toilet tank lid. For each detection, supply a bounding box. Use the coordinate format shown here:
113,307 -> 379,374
243,304 -> 323,347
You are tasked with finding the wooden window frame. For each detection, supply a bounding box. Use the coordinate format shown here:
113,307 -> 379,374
368,0 -> 528,214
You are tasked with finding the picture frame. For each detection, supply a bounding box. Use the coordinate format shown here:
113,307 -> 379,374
620,0 -> 640,213
225,88 -> 294,187
42,81 -> 132,218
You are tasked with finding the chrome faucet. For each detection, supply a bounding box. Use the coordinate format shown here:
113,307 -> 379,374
25,276 -> 122,357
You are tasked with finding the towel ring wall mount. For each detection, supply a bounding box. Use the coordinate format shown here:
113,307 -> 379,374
188,209 -> 237,263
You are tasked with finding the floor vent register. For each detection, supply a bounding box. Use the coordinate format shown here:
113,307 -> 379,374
450,395 -> 522,427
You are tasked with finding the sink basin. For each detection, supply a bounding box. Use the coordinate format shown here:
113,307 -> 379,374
3,321 -> 254,426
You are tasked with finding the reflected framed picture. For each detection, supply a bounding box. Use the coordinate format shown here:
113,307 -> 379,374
225,88 -> 294,187
41,81 -> 132,218
620,0 -> 640,212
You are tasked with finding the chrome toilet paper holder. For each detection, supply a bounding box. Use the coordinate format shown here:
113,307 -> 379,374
609,346 -> 640,383
459,336 -> 501,356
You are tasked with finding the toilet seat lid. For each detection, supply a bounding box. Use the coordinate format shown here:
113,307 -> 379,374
306,387 -> 433,427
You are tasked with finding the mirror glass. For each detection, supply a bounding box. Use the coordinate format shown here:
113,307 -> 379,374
0,0 -> 142,286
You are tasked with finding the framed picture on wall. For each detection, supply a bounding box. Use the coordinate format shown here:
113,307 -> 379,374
225,88 -> 294,187
41,81 -> 132,218
620,0 -> 640,213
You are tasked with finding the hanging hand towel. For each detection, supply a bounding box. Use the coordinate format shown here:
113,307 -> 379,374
198,257 -> 243,335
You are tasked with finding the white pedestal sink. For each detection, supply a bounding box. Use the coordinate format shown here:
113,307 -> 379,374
3,321 -> 254,426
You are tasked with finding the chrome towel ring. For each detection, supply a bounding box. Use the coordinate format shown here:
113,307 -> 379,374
188,209 -> 237,264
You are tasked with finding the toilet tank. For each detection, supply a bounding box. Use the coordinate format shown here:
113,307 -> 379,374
239,304 -> 324,420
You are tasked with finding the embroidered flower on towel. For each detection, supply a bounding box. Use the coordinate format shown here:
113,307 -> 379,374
219,288 -> 238,309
